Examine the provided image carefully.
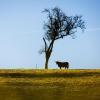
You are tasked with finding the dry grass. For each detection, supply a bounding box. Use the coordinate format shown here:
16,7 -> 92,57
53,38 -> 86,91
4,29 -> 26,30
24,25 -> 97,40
0,69 -> 100,100
0,69 -> 100,86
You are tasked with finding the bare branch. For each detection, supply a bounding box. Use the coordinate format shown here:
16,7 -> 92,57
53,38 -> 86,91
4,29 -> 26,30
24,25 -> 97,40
38,47 -> 45,54
43,38 -> 47,52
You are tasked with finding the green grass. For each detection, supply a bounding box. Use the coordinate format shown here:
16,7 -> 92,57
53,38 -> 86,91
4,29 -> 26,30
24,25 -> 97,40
0,69 -> 100,100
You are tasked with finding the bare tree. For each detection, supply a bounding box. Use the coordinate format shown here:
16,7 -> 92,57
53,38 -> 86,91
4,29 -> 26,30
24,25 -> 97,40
40,7 -> 85,69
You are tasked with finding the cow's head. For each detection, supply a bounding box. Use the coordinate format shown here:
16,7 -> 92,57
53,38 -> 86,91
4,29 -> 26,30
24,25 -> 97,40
55,61 -> 59,64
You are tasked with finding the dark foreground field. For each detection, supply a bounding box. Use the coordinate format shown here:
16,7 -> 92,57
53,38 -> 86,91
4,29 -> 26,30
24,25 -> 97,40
0,69 -> 100,100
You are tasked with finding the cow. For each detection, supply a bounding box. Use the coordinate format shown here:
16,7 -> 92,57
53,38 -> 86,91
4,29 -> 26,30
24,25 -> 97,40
56,61 -> 69,69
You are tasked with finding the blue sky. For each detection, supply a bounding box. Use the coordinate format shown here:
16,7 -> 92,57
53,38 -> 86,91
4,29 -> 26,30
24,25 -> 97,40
0,0 -> 100,69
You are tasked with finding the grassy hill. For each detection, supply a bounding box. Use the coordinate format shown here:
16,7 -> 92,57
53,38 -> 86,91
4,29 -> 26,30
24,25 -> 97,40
0,69 -> 100,100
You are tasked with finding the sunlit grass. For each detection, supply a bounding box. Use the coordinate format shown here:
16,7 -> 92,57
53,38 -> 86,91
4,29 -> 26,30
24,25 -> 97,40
0,69 -> 100,86
0,69 -> 100,100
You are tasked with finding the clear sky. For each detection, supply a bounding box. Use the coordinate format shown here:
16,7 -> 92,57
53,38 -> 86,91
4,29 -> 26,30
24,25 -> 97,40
0,0 -> 100,69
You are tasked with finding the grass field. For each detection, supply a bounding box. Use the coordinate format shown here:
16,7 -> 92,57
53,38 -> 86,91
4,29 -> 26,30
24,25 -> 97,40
0,69 -> 100,100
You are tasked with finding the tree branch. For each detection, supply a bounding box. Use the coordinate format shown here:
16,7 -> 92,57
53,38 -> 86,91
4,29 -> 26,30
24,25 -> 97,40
55,34 -> 68,40
48,39 -> 55,52
43,38 -> 47,52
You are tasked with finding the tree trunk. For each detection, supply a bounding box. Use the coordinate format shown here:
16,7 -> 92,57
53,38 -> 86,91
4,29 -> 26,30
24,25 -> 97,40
44,39 -> 55,69
45,50 -> 51,69
45,56 -> 49,69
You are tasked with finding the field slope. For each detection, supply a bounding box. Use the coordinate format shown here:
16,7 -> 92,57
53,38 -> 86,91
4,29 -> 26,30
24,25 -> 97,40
0,69 -> 100,100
